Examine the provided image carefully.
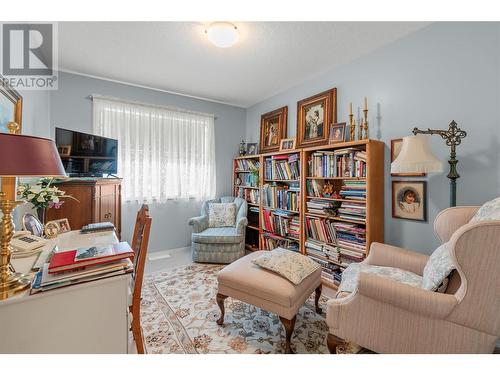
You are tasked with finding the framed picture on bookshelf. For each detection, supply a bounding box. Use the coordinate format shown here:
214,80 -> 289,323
246,143 -> 258,155
391,138 -> 426,176
296,88 -> 337,148
259,106 -> 288,153
392,180 -> 427,222
279,138 -> 296,151
329,122 -> 346,144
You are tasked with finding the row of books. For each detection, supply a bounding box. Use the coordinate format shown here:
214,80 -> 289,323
235,158 -> 260,171
31,242 -> 134,294
307,148 -> 367,178
305,216 -> 338,244
334,222 -> 367,252
306,238 -> 365,268
337,201 -> 366,223
262,209 -> 300,239
306,198 -> 339,216
236,186 -> 260,204
264,154 -> 300,180
261,233 -> 299,251
262,183 -> 300,211
339,180 -> 367,200
236,172 -> 258,187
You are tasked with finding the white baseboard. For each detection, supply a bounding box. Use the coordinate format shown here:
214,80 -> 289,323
147,246 -> 190,261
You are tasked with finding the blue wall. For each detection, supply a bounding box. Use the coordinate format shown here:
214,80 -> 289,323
245,22 -> 500,254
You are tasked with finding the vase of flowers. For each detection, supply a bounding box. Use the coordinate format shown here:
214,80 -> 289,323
17,178 -> 76,224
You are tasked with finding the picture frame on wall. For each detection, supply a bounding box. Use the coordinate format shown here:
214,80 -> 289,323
392,180 -> 427,222
279,138 -> 296,151
259,106 -> 288,153
329,122 -> 346,144
391,138 -> 426,176
296,88 -> 337,148
0,74 -> 23,134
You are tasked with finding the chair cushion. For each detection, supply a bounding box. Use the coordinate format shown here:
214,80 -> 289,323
252,247 -> 320,285
192,227 -> 243,244
338,263 -> 423,295
470,196 -> 500,223
208,202 -> 236,227
422,242 -> 454,291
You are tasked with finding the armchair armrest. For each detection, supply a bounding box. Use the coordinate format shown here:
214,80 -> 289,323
366,242 -> 429,276
434,206 -> 480,243
357,272 -> 458,319
236,217 -> 248,234
188,215 -> 209,233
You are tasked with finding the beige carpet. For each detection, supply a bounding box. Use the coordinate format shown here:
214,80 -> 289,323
141,263 -> 330,354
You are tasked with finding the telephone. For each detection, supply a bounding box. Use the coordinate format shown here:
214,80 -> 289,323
11,230 -> 48,259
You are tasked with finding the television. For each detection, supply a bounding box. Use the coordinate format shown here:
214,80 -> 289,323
55,127 -> 118,177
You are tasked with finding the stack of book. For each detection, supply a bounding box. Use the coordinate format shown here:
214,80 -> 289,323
338,201 -> 366,222
306,198 -> 338,216
261,233 -> 299,251
262,209 -> 300,239
338,247 -> 365,266
307,148 -> 366,178
334,222 -> 366,252
31,242 -> 134,294
305,217 -> 338,244
235,159 -> 259,171
307,253 -> 343,286
236,186 -> 260,204
262,183 -> 300,211
264,154 -> 300,180
339,180 -> 367,200
305,238 -> 340,263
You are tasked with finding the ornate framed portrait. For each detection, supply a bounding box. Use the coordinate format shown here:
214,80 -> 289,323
259,106 -> 288,153
392,180 -> 427,222
329,122 -> 346,144
296,88 -> 337,148
391,138 -> 426,177
0,75 -> 23,134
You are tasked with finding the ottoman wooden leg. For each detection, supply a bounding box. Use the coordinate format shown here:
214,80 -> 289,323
314,284 -> 322,314
216,293 -> 228,326
327,333 -> 344,354
279,315 -> 297,354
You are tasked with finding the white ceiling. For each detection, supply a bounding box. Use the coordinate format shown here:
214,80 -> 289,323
58,22 -> 429,107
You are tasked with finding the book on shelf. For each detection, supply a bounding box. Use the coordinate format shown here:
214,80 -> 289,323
261,232 -> 299,251
305,217 -> 338,244
264,153 -> 300,180
306,198 -> 340,216
236,172 -> 259,187
307,148 -> 367,178
339,180 -> 367,201
262,183 -> 300,211
235,159 -> 260,171
48,241 -> 134,274
236,186 -> 260,204
262,209 -> 300,239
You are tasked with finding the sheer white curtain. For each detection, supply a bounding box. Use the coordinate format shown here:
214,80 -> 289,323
93,96 -> 216,202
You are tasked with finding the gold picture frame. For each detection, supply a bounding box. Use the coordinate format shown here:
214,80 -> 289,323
279,138 -> 296,151
0,75 -> 23,134
259,106 -> 288,153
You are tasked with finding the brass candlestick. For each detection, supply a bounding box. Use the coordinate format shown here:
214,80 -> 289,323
357,116 -> 363,140
362,109 -> 369,139
349,113 -> 355,141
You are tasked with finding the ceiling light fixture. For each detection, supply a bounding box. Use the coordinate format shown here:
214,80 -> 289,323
205,22 -> 238,48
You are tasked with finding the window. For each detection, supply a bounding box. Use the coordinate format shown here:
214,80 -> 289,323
93,96 -> 216,202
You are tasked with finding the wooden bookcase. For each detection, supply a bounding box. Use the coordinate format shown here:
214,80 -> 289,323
232,139 -> 384,290
233,154 -> 261,251
301,139 -> 384,289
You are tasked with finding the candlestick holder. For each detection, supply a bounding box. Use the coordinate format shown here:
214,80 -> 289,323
362,109 -> 369,139
349,113 -> 355,141
357,116 -> 363,140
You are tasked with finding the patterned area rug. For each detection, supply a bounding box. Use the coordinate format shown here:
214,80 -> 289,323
141,263 -> 330,354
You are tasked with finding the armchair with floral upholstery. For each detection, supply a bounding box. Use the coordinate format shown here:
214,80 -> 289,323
326,203 -> 500,354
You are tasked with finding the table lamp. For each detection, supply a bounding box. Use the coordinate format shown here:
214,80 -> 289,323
391,120 -> 467,207
0,123 -> 66,300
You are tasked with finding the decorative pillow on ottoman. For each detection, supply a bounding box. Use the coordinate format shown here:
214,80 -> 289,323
469,197 -> 500,223
208,203 -> 236,227
252,247 -> 320,285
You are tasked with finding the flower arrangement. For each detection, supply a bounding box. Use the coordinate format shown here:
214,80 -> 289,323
17,178 -> 76,211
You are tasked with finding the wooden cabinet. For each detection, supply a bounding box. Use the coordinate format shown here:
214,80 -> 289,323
46,178 -> 122,238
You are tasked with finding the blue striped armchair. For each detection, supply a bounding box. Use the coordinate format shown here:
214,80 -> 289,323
188,197 -> 248,264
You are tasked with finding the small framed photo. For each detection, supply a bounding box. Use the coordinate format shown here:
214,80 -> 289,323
279,138 -> 296,151
55,218 -> 71,233
329,122 -> 346,144
392,180 -> 427,222
44,221 -> 60,238
391,138 -> 425,177
22,213 -> 44,237
57,145 -> 72,157
246,143 -> 258,155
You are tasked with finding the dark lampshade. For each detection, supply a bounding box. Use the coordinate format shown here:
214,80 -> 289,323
0,133 -> 66,177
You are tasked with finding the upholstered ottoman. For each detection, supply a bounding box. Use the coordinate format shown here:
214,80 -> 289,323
216,251 -> 322,353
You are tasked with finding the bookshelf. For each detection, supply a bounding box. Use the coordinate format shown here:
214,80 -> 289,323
260,150 -> 302,252
233,154 -> 261,251
301,139 -> 384,289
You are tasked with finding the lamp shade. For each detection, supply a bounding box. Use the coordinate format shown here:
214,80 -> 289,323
391,134 -> 443,174
0,133 -> 66,177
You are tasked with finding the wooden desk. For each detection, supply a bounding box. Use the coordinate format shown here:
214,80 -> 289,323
0,231 -> 131,354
